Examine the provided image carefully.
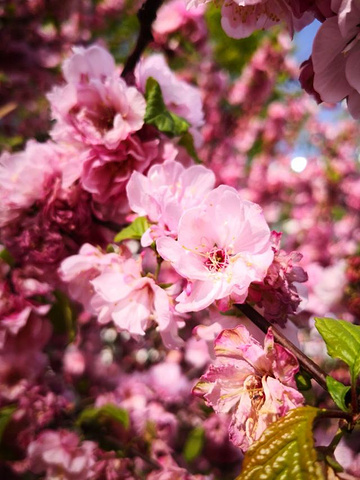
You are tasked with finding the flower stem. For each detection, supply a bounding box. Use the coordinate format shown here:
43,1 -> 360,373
121,0 -> 164,83
235,303 -> 328,391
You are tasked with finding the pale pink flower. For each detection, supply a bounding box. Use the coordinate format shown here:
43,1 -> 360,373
90,257 -> 183,348
193,325 -> 304,451
312,0 -> 360,118
187,0 -> 313,39
58,243 -> 129,312
304,261 -> 347,316
28,430 -> 96,480
156,186 -> 274,313
48,45 -> 146,149
62,44 -> 117,84
126,160 -> 216,245
153,0 -> 205,37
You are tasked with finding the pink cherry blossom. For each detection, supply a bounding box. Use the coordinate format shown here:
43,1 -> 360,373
187,0 -> 313,39
58,243 -> 130,312
48,45 -> 146,149
312,0 -> 360,118
193,325 -> 304,451
248,231 -> 308,325
0,141 -> 59,227
156,186 -> 274,312
80,132 -> 159,221
90,257 -> 183,348
28,430 -> 96,480
126,159 -> 216,245
153,0 -> 205,38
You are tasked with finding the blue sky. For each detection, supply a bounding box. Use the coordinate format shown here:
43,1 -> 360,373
294,20 -> 321,63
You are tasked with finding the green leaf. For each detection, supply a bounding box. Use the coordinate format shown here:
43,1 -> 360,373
49,290 -> 76,342
114,216 -> 150,243
144,77 -> 189,137
295,371 -> 312,391
0,406 -> 16,443
326,376 -> 351,412
183,427 -> 205,463
179,131 -> 202,164
0,248 -> 14,267
315,317 -> 360,385
205,5 -> 267,75
77,404 -> 129,430
237,406 -> 325,480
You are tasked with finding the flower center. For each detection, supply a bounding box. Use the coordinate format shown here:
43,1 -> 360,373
244,374 -> 265,410
204,246 -> 229,272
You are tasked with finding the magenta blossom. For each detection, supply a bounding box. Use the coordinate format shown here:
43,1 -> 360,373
0,140 -> 59,228
157,186 -> 274,313
193,325 -> 304,451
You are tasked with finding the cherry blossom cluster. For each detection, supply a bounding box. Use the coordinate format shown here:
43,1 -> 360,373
1,0 -> 360,478
186,0 -> 360,119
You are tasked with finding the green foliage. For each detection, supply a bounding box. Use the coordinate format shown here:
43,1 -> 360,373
183,427 -> 205,463
315,317 -> 360,385
295,371 -> 312,391
0,405 -> 17,461
77,404 -> 129,430
0,247 -> 14,267
237,407 -> 325,480
114,216 -> 150,243
326,376 -> 351,412
0,406 -> 16,444
48,290 -> 76,342
95,7 -> 139,65
144,77 -> 190,137
179,131 -> 202,164
205,5 -> 266,76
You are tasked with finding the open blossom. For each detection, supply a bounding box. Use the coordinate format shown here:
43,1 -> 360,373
312,0 -> 360,118
193,325 -> 304,451
91,257 -> 183,348
48,44 -> 146,149
28,430 -> 96,480
157,186 -> 274,313
126,159 -> 216,245
186,0 -> 313,39
58,243 -> 130,312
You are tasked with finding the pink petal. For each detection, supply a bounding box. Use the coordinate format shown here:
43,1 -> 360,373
312,17 -> 351,102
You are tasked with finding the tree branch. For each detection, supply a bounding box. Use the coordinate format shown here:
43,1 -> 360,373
235,303 -> 328,391
121,0 -> 164,83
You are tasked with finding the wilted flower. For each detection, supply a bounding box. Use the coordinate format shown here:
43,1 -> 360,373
193,325 -> 304,451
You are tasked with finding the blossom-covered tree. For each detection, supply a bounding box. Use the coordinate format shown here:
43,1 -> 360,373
1,1 -> 360,479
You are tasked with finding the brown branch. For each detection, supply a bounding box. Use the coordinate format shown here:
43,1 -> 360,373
121,0 -> 164,84
235,303 -> 328,391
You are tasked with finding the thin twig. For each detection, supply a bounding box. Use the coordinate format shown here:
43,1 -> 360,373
235,303 -> 328,391
121,0 -> 164,83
